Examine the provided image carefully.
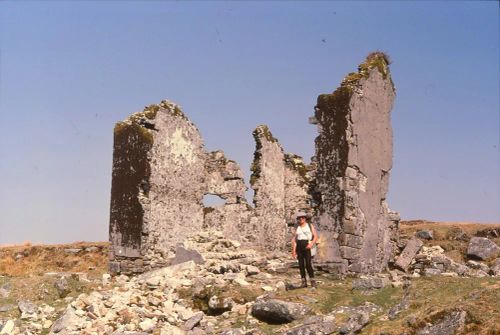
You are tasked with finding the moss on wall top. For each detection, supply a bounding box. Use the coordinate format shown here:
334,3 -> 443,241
341,51 -> 395,93
113,99 -> 189,144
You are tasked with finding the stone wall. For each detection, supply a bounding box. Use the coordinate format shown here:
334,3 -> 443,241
109,101 -> 206,274
203,150 -> 253,243
109,52 -> 400,275
312,52 -> 400,273
249,125 -> 288,251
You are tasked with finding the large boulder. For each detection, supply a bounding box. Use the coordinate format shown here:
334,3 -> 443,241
251,299 -> 310,324
467,237 -> 500,260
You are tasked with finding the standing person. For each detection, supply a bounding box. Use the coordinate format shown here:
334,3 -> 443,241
291,211 -> 318,288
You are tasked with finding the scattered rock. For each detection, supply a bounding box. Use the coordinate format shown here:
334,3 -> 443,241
416,310 -> 466,335
54,277 -> 71,298
183,311 -> 204,331
467,237 -> 500,260
0,304 -> 15,313
0,283 -> 11,299
0,320 -> 15,335
64,248 -> 82,254
251,299 -> 310,324
490,258 -> 500,276
18,300 -> 37,319
466,260 -> 489,273
352,277 -> 390,290
283,315 -> 336,335
338,310 -> 370,335
172,244 -> 205,266
416,230 -> 433,240
395,237 -> 423,271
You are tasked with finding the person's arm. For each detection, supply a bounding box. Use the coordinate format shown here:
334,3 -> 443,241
291,229 -> 297,258
306,224 -> 318,249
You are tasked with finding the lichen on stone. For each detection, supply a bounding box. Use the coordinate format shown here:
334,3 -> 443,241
341,51 -> 394,92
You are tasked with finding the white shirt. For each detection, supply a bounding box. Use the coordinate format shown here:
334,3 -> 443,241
296,224 -> 313,241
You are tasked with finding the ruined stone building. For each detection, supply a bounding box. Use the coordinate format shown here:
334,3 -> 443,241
109,52 -> 399,275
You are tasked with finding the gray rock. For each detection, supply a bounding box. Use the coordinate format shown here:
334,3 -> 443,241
395,237 -> 423,271
490,258 -> 500,276
18,300 -> 37,315
467,237 -> 500,260
54,277 -> 71,298
416,230 -> 434,240
338,310 -> 370,335
63,248 -> 82,254
182,311 -> 204,331
416,310 -> 466,335
251,299 -> 310,324
50,307 -> 80,333
172,245 -> 205,266
283,317 -> 336,335
466,260 -> 489,273
0,304 -> 15,312
352,277 -> 390,290
0,283 -> 11,299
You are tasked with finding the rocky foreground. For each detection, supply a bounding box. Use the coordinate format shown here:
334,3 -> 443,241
0,222 -> 499,335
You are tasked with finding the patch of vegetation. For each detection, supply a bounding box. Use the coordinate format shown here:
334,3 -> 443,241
340,51 -> 395,92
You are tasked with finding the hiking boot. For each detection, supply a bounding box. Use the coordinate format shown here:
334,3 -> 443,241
310,279 -> 317,288
301,278 -> 307,288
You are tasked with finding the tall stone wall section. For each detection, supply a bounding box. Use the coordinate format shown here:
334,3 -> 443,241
284,154 -> 312,224
249,125 -> 288,251
313,53 -> 400,274
109,101 -> 206,274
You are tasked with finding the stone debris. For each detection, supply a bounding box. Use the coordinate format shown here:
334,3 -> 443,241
395,237 -> 423,271
351,276 -> 390,290
490,258 -> 500,277
466,237 -> 500,260
250,299 -> 310,324
416,310 -> 467,335
54,277 -> 71,298
416,230 -> 434,240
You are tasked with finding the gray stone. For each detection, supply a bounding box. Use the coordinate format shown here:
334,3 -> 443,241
352,277 -> 390,290
0,304 -> 15,313
490,258 -> 500,276
416,230 -> 434,240
251,299 -> 310,324
467,237 -> 500,260
182,311 -> 204,331
250,125 -> 287,251
466,260 -> 489,273
312,52 -> 399,273
283,318 -> 336,335
395,237 -> 423,271
63,248 -> 82,254
338,310 -> 370,335
54,277 -> 71,298
172,245 -> 205,266
0,283 -> 11,299
18,300 -> 37,315
109,101 -> 206,273
416,310 -> 466,335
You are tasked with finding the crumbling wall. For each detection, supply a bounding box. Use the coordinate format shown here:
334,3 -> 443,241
313,53 -> 400,273
203,151 -> 253,242
249,125 -> 288,251
109,101 -> 206,274
284,154 -> 312,224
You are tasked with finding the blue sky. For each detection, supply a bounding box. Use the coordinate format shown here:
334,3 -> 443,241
0,1 -> 498,244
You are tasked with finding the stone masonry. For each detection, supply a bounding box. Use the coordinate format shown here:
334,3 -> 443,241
249,125 -> 288,251
109,52 -> 400,275
109,101 -> 206,274
312,52 -> 400,273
